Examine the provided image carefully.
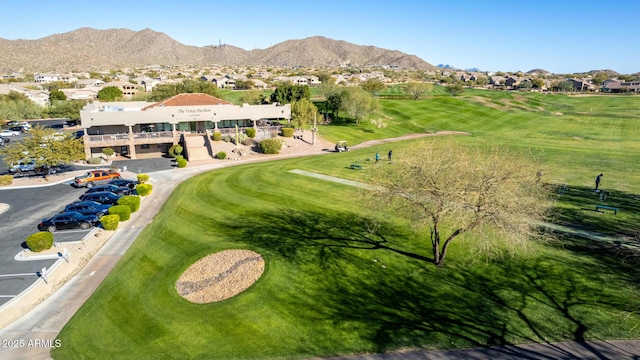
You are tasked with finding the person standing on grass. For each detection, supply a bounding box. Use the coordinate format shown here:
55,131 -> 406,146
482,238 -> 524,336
375,152 -> 380,164
595,173 -> 603,191
388,149 -> 393,163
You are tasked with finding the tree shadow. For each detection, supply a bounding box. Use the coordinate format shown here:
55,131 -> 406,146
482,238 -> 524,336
230,209 -> 432,265
218,208 -> 640,357
548,183 -> 640,238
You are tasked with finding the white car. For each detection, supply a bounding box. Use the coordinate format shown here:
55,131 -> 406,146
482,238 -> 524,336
0,129 -> 21,137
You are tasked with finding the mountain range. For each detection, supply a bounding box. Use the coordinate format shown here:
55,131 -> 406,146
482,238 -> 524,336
0,28 -> 438,73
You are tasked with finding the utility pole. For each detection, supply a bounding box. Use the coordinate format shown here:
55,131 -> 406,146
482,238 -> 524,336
312,113 -> 317,145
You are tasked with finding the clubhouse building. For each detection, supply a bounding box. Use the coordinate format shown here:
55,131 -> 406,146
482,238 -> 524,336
79,93 -> 291,160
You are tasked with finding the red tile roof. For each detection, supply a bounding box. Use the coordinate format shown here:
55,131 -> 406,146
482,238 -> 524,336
142,93 -> 232,110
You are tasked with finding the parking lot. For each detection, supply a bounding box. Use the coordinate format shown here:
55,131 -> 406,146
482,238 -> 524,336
0,183 -> 89,306
0,121 -> 174,306
0,157 -> 173,308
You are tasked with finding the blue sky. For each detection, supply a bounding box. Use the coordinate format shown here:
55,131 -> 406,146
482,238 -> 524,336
1,0 -> 638,74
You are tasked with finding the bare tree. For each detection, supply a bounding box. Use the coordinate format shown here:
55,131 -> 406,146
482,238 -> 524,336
363,142 -> 551,267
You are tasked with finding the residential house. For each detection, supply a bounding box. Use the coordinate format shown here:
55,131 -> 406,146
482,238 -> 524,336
505,76 -> 521,88
75,79 -> 106,88
567,78 -> 596,92
60,87 -> 100,100
205,75 -> 236,89
0,84 -> 49,106
601,79 -> 640,93
140,78 -> 161,92
306,76 -> 321,86
102,80 -> 138,97
460,74 -> 477,82
34,73 -> 59,83
489,75 -> 506,87
251,79 -> 269,89
59,74 -> 79,84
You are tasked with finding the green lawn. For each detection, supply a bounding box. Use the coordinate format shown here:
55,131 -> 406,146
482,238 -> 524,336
53,91 -> 640,359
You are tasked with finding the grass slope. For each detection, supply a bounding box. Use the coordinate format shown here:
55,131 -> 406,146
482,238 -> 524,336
54,91 -> 640,359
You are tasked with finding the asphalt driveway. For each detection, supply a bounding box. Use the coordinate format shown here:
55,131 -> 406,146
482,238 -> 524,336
0,184 -> 88,305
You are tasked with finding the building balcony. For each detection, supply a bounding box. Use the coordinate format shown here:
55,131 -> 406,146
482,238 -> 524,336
87,131 -> 176,146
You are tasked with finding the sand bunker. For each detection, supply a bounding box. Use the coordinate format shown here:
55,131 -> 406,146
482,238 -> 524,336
176,249 -> 265,303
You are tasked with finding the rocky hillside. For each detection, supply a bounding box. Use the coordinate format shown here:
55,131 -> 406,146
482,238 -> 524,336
0,28 -> 436,72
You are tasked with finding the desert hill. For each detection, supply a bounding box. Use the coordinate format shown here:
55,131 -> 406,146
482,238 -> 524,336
0,28 -> 436,72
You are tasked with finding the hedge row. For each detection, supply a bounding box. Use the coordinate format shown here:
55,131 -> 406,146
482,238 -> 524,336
137,183 -> 153,196
117,195 -> 140,212
100,214 -> 119,230
108,205 -> 131,221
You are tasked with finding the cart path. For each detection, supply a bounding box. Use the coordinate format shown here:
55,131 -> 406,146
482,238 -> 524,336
350,131 -> 471,150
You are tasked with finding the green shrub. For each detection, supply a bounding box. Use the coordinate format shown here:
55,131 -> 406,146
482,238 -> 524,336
259,138 -> 282,154
222,135 -> 232,142
87,157 -> 102,165
0,175 -> 13,186
212,132 -> 222,141
245,128 -> 256,138
136,183 -> 153,196
177,158 -> 188,168
137,174 -> 150,184
168,144 -> 183,158
26,232 -> 54,252
281,128 -> 294,137
108,205 -> 131,221
102,147 -> 115,157
117,195 -> 140,213
175,155 -> 184,162
100,214 -> 119,230
216,151 -> 227,159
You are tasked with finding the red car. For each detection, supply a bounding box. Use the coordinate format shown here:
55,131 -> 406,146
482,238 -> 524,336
73,170 -> 121,188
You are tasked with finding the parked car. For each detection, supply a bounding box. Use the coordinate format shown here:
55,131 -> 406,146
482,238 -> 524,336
62,201 -> 112,218
73,169 -> 121,188
107,178 -> 139,190
9,126 -> 27,133
9,159 -> 59,176
9,160 -> 36,173
0,129 -> 21,137
38,211 -> 99,232
7,121 -> 31,131
84,184 -> 131,196
79,191 -> 122,205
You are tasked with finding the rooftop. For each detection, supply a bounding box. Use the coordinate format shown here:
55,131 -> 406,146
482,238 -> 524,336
142,93 -> 232,110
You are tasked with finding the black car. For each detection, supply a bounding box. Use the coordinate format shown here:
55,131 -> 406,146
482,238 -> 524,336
84,184 -> 131,196
38,211 -> 99,232
108,178 -> 139,190
62,201 -> 112,218
79,191 -> 122,205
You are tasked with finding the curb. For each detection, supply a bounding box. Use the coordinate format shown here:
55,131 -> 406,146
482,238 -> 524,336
0,176 -> 78,190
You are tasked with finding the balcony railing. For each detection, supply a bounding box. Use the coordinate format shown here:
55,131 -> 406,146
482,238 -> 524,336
88,133 -> 129,142
133,131 -> 173,139
88,131 -> 174,143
